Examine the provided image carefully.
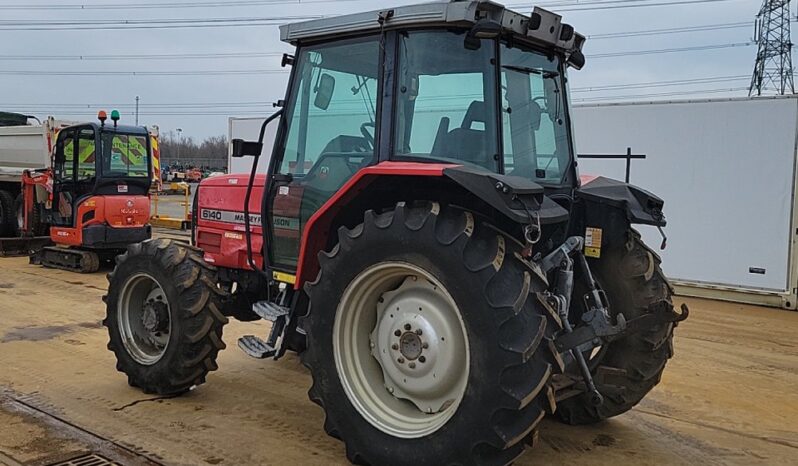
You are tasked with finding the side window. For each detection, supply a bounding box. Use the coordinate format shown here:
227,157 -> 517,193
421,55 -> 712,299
394,31 -> 498,170
76,128 -> 96,181
280,39 -> 379,177
500,43 -> 568,182
56,128 -> 76,181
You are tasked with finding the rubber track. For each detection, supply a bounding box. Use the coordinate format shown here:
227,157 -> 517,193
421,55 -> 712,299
103,238 -> 228,395
303,202 -> 562,465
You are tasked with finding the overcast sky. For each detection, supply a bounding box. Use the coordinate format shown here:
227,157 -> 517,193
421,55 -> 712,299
1,0 -> 765,139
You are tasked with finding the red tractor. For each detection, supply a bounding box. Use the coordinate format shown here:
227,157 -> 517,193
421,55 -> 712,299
103,2 -> 687,464
22,111 -> 153,272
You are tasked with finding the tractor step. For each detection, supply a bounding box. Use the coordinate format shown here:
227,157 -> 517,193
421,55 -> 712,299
33,247 -> 100,273
237,335 -> 276,359
252,301 -> 289,322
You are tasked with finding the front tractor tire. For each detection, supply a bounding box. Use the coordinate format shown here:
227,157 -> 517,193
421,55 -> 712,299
103,239 -> 228,395
303,202 -> 561,466
557,229 -> 675,424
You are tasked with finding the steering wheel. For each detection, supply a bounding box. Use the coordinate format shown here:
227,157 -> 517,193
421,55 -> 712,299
360,121 -> 375,148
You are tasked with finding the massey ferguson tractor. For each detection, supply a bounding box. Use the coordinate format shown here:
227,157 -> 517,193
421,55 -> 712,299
103,1 -> 687,464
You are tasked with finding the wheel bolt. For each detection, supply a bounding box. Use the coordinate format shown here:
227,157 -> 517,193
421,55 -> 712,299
387,387 -> 394,394
397,357 -> 405,364
394,330 -> 401,337
409,362 -> 416,369
422,342 -> 429,349
391,344 -> 399,350
419,356 -> 426,363
404,323 -> 411,331
415,329 -> 422,336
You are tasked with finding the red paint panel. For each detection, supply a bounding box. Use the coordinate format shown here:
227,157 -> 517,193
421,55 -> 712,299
580,174 -> 599,186
196,175 -> 266,270
294,161 -> 457,288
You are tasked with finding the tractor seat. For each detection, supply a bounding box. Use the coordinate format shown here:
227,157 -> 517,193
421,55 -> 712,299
431,101 -> 492,169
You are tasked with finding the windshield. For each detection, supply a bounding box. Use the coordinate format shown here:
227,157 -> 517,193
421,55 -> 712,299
500,43 -> 571,184
100,132 -> 150,178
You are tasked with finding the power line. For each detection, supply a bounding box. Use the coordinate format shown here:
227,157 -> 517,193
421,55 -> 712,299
0,15 -> 322,31
0,69 -> 289,76
545,0 -> 742,11
571,75 -> 750,92
0,0 -> 737,11
587,21 -> 751,40
0,0 -> 342,10
0,52 -> 285,61
587,41 -> 753,58
0,40 -> 755,77
573,86 -> 750,102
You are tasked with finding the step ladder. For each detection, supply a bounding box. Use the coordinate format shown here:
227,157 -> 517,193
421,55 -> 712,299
237,301 -> 289,359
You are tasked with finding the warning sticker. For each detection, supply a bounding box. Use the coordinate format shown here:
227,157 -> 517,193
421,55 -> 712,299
585,227 -> 603,258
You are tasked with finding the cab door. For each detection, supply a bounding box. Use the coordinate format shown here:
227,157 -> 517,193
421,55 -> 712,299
51,127 -> 77,227
266,37 -> 380,272
52,126 -> 97,227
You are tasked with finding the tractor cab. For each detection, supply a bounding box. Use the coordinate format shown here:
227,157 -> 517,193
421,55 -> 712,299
49,111 -> 152,250
237,2 -> 588,278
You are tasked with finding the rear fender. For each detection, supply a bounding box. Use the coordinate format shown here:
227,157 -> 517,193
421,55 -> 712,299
294,162 -> 452,289
294,162 -> 577,289
574,175 -> 666,254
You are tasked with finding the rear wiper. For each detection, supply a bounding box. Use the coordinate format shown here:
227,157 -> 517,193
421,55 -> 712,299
502,65 -> 559,79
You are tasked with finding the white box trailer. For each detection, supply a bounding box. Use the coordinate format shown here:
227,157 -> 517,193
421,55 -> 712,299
0,116 -> 80,188
573,95 -> 798,309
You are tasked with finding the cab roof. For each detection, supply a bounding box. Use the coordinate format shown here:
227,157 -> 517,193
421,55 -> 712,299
279,0 -> 585,57
70,122 -> 150,135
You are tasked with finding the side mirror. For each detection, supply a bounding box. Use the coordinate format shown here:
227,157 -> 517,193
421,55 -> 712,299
314,73 -> 336,110
231,138 -> 263,158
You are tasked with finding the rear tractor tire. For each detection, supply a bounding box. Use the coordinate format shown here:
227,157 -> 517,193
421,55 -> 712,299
556,229 -> 675,424
303,202 -> 562,466
103,239 -> 228,395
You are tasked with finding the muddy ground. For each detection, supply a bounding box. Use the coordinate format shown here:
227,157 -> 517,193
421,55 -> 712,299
0,254 -> 797,465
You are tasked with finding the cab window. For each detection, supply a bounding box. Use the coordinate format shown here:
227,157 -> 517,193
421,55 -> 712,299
76,128 -> 96,181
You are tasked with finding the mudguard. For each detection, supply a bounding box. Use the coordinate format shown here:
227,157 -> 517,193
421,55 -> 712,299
577,176 -> 665,227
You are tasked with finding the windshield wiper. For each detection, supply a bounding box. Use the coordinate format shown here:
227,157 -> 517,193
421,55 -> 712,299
502,65 -> 559,79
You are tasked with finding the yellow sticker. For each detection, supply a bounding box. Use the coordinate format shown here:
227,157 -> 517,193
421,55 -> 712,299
224,232 -> 243,240
585,227 -> 603,258
273,271 -> 297,285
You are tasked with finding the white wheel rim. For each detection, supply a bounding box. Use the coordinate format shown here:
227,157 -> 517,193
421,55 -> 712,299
333,262 -> 469,439
118,273 -> 172,365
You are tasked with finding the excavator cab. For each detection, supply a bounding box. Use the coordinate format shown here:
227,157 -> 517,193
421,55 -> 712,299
42,112 -> 152,271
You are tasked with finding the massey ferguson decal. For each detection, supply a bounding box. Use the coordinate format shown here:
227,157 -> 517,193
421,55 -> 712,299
200,208 -> 300,230
200,208 -> 262,226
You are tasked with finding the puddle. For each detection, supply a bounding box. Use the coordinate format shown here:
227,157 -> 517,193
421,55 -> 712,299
1,321 -> 104,343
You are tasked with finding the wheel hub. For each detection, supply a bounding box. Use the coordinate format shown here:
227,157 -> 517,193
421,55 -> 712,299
370,275 -> 466,414
141,299 -> 169,333
118,274 -> 171,366
399,331 -> 423,361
